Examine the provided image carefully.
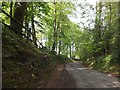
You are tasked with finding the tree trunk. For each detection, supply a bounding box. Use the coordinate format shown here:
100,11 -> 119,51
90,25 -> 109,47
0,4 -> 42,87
58,22 -> 62,54
12,2 -> 27,35
31,4 -> 37,47
52,1 -> 57,51
25,7 -> 29,39
10,2 -> 13,26
118,2 -> 120,63
107,3 -> 112,54
70,43 -> 72,58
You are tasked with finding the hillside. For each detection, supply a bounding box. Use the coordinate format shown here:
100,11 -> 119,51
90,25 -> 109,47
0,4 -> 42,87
2,28 -> 69,88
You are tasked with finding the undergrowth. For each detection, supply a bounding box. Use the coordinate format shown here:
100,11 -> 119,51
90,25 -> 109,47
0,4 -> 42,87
82,55 -> 120,77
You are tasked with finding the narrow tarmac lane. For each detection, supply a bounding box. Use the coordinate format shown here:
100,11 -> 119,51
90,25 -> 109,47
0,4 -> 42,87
46,61 -> 120,88
66,61 -> 120,88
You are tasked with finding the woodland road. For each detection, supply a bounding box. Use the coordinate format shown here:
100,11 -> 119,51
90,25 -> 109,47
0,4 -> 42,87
46,61 -> 120,88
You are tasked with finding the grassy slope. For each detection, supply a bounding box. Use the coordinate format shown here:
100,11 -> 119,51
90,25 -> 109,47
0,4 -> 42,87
2,28 -> 69,88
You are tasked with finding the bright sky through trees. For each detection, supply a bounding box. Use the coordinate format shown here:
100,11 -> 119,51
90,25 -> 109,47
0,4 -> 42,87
68,0 -> 99,29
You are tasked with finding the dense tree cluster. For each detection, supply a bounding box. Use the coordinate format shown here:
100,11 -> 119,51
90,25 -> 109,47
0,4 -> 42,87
2,1 -> 120,72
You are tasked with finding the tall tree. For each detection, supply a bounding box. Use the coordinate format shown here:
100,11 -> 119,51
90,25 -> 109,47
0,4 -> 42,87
10,2 -> 13,26
31,3 -> 37,46
11,2 -> 27,35
52,0 -> 57,51
117,1 -> 120,63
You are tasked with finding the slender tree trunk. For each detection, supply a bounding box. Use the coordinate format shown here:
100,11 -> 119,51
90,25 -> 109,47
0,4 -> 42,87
67,45 -> 69,57
52,1 -> 57,51
58,40 -> 61,54
41,33 -> 42,44
98,2 -> 102,37
12,2 -> 27,35
105,4 -> 112,56
93,2 -> 98,58
118,2 -> 120,63
48,37 -> 51,50
25,8 -> 29,38
31,16 -> 36,45
58,22 -> 61,54
69,43 -> 72,58
108,4 -> 112,54
31,4 -> 37,47
26,7 -> 31,40
94,2 -> 102,57
10,2 -> 13,26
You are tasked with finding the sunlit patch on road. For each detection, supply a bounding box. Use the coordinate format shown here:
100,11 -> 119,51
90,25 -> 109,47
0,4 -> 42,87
76,67 -> 89,70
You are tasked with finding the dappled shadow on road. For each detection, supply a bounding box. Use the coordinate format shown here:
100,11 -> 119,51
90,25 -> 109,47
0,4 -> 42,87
66,62 -> 120,88
58,69 -> 77,88
45,64 -> 77,88
45,62 -> 120,88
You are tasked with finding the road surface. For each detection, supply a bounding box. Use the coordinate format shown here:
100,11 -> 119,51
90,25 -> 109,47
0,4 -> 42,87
46,61 -> 120,88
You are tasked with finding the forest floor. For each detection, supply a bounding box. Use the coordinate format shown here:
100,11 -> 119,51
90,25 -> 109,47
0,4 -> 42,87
45,61 -> 120,88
